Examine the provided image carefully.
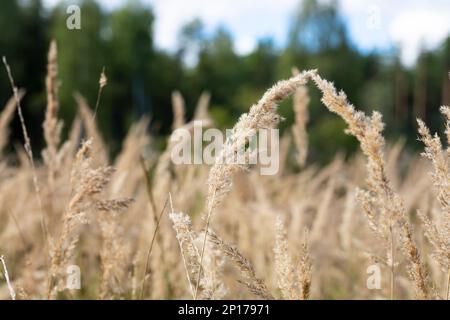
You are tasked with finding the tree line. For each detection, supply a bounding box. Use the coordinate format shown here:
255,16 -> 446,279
1,0 -> 450,162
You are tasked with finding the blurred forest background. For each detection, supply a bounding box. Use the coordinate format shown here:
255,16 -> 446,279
1,0 -> 450,162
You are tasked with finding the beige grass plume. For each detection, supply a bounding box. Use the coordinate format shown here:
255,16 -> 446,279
171,91 -> 186,130
194,91 -> 211,121
417,107 -> 450,299
274,215 -> 298,299
195,70 -> 317,299
0,90 -> 25,155
206,69 -> 317,212
42,40 -> 63,186
310,73 -> 430,299
47,139 -> 132,299
208,231 -> 274,300
291,67 -> 310,167
274,215 -> 311,300
298,229 -> 312,300
169,211 -> 201,298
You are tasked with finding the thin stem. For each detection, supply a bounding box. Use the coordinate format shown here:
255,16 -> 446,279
390,224 -> 395,300
446,268 -> 449,300
139,156 -> 157,214
93,67 -> 106,122
139,196 -> 168,299
139,157 -> 172,299
0,255 -> 15,300
3,56 -> 49,264
193,189 -> 216,300
167,193 -> 196,298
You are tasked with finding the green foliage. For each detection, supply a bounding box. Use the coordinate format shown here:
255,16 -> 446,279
51,0 -> 105,125
1,0 -> 450,163
309,116 -> 358,163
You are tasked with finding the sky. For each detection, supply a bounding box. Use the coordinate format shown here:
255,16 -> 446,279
42,0 -> 450,66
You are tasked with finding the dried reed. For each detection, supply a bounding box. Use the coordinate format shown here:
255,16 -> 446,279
208,231 -> 274,300
0,90 -> 25,154
0,255 -> 15,300
42,40 -> 62,187
310,73 -> 430,299
417,107 -> 450,299
291,67 -> 310,167
196,70 -> 317,299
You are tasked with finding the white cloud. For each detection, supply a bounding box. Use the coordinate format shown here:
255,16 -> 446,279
389,10 -> 450,66
42,0 -> 450,65
149,0 -> 298,53
149,0 -> 450,64
340,0 -> 450,65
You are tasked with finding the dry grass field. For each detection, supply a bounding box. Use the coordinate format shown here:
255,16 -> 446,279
0,41 -> 448,300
